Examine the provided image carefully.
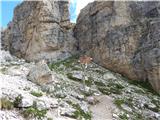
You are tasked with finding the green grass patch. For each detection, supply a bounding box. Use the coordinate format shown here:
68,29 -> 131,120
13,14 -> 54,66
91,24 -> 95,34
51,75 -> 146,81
1,98 -> 14,110
108,82 -> 124,89
0,67 -> 7,74
81,89 -> 94,97
30,91 -> 43,97
94,81 -> 106,87
119,113 -> 128,120
134,113 -> 144,120
47,118 -> 53,120
98,84 -> 123,95
67,101 -> 91,120
22,107 -> 47,120
98,87 -> 111,95
96,83 -> 124,95
94,69 -> 105,74
114,99 -> 125,108
72,67 -> 82,71
67,73 -> 81,81
85,80 -> 93,87
134,88 -> 145,94
48,55 -> 79,71
125,98 -> 133,107
67,73 -> 93,87
96,81 -> 124,95
123,77 -> 159,96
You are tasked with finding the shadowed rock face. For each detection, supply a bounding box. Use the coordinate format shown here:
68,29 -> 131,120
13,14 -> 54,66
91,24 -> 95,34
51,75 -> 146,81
74,1 -> 160,92
1,0 -> 77,62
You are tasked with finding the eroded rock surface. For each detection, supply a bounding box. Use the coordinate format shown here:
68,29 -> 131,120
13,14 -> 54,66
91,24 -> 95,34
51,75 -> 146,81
74,1 -> 160,92
1,0 -> 77,62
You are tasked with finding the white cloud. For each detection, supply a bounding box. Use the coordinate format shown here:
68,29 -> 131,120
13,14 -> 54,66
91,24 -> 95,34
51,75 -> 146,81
76,0 -> 94,15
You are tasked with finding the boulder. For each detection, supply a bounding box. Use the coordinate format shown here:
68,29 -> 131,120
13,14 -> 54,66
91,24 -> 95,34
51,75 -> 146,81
1,0 -> 77,62
20,97 -> 33,108
27,60 -> 52,85
74,1 -> 160,92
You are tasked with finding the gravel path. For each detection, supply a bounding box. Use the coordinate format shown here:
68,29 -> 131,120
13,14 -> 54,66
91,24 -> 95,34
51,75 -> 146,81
89,95 -> 116,120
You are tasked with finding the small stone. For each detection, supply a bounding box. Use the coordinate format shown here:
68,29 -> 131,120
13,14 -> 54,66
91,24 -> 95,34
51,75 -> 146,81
71,92 -> 84,100
60,107 -> 76,117
55,91 -> 67,98
36,101 -> 47,110
121,104 -> 132,112
20,98 -> 33,108
147,103 -> 157,110
112,113 -> 119,118
38,96 -> 58,109
72,71 -> 83,80
87,96 -> 99,105
79,102 -> 89,113
103,73 -> 117,80
154,113 -> 160,119
126,114 -> 130,118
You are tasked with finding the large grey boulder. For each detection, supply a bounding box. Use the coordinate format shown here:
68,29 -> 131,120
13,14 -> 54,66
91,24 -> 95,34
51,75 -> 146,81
1,0 -> 77,62
27,60 -> 52,85
74,1 -> 160,92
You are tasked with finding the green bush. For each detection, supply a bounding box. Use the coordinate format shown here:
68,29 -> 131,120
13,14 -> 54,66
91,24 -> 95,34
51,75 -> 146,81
30,91 -> 43,97
13,95 -> 22,108
114,99 -> 125,108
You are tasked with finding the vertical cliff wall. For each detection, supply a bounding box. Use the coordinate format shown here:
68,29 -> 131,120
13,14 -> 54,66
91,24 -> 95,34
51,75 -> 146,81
1,0 -> 77,62
74,1 -> 160,92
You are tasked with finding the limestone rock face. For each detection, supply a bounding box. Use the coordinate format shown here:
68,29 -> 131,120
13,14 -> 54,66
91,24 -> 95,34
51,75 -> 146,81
74,1 -> 160,92
1,0 -> 76,62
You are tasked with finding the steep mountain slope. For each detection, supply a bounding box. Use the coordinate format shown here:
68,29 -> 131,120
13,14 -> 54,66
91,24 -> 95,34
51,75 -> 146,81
0,50 -> 160,120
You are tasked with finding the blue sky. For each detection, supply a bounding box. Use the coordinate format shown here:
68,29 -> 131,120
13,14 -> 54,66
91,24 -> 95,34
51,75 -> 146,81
0,0 -> 23,28
0,0 -> 93,28
70,0 -> 77,23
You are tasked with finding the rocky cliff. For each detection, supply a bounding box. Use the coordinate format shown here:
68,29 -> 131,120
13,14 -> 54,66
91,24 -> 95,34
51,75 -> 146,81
74,1 -> 160,92
1,1 -> 160,92
1,0 -> 77,62
1,1 -> 160,119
